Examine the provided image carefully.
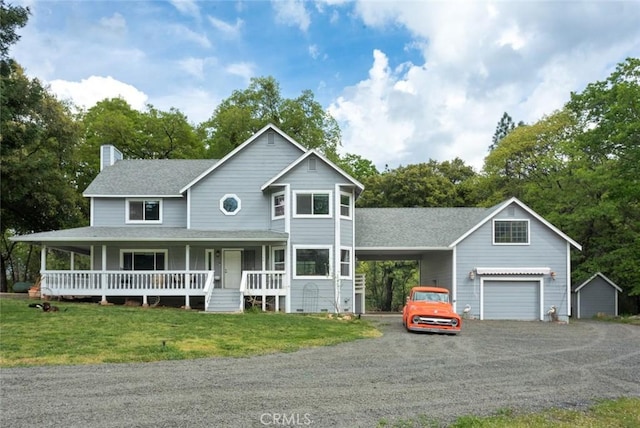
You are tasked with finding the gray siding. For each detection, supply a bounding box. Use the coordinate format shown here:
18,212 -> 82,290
289,279 -> 335,313
189,133 -> 303,230
456,203 -> 568,320
420,250 -> 453,291
92,197 -> 186,227
577,277 -> 617,318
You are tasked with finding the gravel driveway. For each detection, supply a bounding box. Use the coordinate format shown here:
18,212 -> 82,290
1,315 -> 639,427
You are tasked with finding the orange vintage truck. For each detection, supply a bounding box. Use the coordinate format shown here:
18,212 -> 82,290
402,286 -> 462,334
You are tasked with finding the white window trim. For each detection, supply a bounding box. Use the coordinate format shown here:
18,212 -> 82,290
339,246 -> 352,279
339,191 -> 353,220
272,191 -> 285,220
271,246 -> 285,271
293,190 -> 333,218
293,245 -> 332,279
119,249 -> 168,270
219,193 -> 241,216
125,199 -> 162,224
492,219 -> 530,245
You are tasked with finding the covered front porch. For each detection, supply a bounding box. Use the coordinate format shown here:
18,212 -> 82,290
16,226 -> 291,312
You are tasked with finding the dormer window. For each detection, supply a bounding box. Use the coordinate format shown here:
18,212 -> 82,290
127,199 -> 161,223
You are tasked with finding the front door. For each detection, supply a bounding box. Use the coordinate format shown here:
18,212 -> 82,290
223,250 -> 242,289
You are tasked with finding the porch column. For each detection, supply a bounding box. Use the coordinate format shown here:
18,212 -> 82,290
100,245 -> 108,305
40,245 -> 47,293
184,245 -> 191,310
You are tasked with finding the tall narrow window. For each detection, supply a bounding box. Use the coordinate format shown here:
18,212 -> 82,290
340,193 -> 351,218
273,248 -> 285,271
340,248 -> 351,278
273,192 -> 285,218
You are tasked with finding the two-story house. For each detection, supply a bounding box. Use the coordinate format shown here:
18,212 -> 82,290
13,124 -> 582,321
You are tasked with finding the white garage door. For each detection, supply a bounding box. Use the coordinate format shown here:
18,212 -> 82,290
483,280 -> 540,320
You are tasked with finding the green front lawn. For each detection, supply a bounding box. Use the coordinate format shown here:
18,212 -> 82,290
0,298 -> 380,367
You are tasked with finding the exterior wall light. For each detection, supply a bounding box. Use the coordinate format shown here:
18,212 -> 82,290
469,270 -> 476,280
550,271 -> 556,280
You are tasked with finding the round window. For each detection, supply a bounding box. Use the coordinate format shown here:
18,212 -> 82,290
220,194 -> 241,215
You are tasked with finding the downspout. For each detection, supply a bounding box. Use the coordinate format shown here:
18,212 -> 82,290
100,244 -> 108,305
40,245 -> 47,296
566,241 -> 571,322
334,184 -> 341,314
184,245 -> 190,310
284,184 -> 291,313
451,246 -> 457,313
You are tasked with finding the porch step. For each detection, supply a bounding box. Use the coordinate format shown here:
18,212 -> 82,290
206,289 -> 242,312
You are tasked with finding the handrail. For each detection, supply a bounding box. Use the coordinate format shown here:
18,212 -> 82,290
203,271 -> 215,309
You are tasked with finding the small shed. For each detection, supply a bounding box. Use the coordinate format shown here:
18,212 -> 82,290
572,272 -> 622,319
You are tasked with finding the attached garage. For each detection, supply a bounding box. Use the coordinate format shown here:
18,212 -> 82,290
481,277 -> 543,320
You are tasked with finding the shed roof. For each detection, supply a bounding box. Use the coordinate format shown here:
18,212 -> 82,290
574,272 -> 623,293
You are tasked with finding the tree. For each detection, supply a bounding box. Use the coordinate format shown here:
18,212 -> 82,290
564,58 -> 640,297
0,0 -> 28,61
201,76 -> 341,160
335,153 -> 379,182
357,159 -> 478,208
490,112 -> 523,151
77,98 -> 205,191
1,63 -> 85,290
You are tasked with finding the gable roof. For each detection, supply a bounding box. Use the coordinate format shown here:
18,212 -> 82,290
179,123 -> 307,193
449,197 -> 582,250
261,149 -> 365,194
355,207 -> 489,250
574,272 -> 623,293
83,159 -> 218,197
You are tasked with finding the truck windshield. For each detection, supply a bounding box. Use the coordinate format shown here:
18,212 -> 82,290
413,292 -> 449,303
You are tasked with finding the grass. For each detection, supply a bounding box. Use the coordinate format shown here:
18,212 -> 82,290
0,297 -> 380,367
591,314 -> 640,325
377,397 -> 640,427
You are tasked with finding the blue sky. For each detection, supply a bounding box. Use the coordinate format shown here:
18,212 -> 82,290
12,0 -> 640,171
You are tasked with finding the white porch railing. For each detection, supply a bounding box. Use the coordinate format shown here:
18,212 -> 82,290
239,270 -> 287,311
41,270 -> 213,297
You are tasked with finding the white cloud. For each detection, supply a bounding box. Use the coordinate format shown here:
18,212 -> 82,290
49,76 -> 148,111
169,24 -> 211,48
208,16 -> 244,38
226,62 -> 255,81
272,0 -> 311,32
329,1 -> 640,171
99,13 -> 127,34
178,57 -> 206,80
309,44 -> 320,59
329,50 -> 415,168
170,0 -> 200,19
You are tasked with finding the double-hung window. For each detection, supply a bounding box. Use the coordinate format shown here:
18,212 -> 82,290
294,191 -> 331,217
272,192 -> 285,219
493,220 -> 529,244
127,199 -> 161,223
340,248 -> 351,278
340,192 -> 352,218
